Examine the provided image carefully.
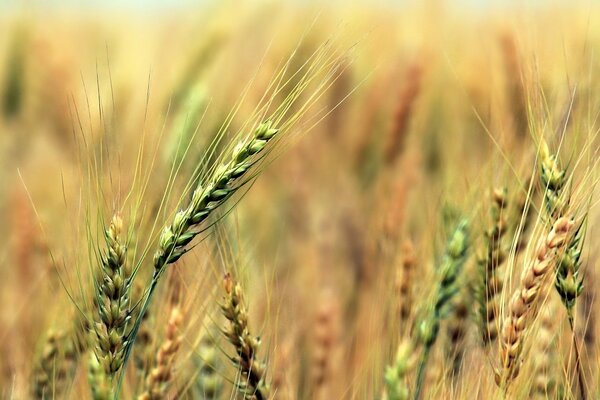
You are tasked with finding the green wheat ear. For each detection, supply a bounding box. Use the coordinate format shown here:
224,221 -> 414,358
153,120 -> 279,270
555,218 -> 585,313
384,340 -> 417,400
414,219 -> 469,400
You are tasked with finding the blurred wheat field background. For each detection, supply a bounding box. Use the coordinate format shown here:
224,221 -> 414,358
0,1 -> 599,399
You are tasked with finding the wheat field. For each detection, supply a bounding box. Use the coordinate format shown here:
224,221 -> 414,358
0,1 -> 599,399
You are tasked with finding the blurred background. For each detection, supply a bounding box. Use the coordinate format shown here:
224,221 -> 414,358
0,0 -> 599,399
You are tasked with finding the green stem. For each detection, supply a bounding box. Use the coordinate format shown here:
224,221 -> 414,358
567,311 -> 587,400
413,345 -> 431,400
114,269 -> 162,399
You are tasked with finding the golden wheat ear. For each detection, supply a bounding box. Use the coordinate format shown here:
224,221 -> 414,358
137,307 -> 184,400
220,273 -> 270,400
474,188 -> 508,346
496,217 -> 573,391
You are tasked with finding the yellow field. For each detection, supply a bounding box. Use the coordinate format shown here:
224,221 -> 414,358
0,2 -> 599,399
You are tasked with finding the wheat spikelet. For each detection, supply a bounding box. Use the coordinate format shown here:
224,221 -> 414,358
414,219 -> 469,400
383,62 -> 423,166
396,240 -> 416,336
88,353 -> 111,400
311,289 -> 340,399
496,216 -> 573,388
93,214 -> 131,377
31,329 -> 77,399
539,140 -> 587,399
539,140 -> 569,218
446,295 -> 468,379
476,188 -> 508,345
555,222 -> 585,313
221,273 -> 270,400
153,121 -> 279,272
195,330 -> 223,399
529,303 -> 557,398
272,334 -> 296,399
138,307 -> 183,400
383,339 -> 418,400
500,32 -> 528,140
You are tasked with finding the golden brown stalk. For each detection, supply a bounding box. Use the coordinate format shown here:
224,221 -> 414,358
496,216 -> 574,389
221,273 -> 270,400
138,307 -> 183,400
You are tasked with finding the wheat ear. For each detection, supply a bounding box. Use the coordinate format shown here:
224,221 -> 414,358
396,240 -> 416,336
221,273 -> 270,400
88,352 -> 111,400
529,303 -> 557,398
383,339 -> 419,400
93,214 -> 131,378
196,331 -> 223,399
539,141 -> 587,399
31,329 -> 77,399
476,188 -> 508,345
138,307 -> 183,400
414,219 -> 469,400
495,216 -> 573,390
153,121 -> 279,271
120,121 -> 280,388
